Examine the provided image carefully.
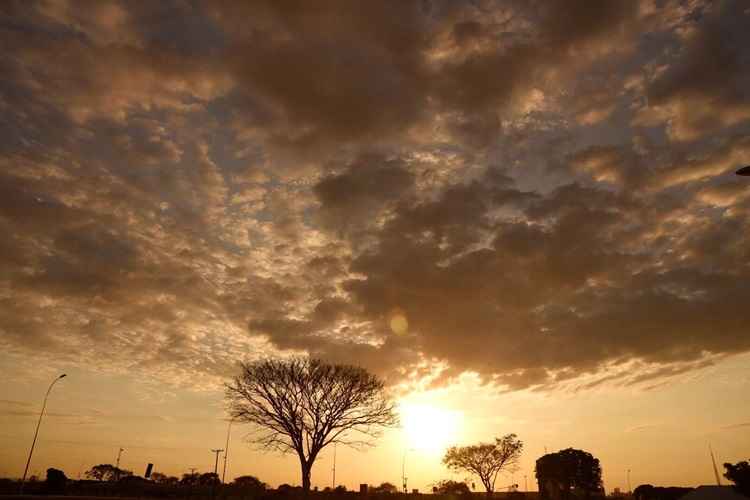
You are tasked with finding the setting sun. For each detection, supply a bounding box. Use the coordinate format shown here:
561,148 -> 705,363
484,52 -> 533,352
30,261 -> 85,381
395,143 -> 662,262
400,403 -> 462,456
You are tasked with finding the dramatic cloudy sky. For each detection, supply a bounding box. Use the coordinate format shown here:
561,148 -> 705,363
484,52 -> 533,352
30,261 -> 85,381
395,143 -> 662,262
1,0 -> 749,491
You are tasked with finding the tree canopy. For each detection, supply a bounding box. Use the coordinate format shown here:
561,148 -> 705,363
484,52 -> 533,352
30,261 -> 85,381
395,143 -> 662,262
233,475 -> 266,490
443,434 -> 523,498
633,484 -> 693,500
536,448 -> 603,500
84,464 -> 133,482
180,472 -> 200,486
150,472 -> 179,485
433,479 -> 472,495
371,482 -> 399,494
45,468 -> 67,495
225,357 -> 397,491
724,460 -> 750,497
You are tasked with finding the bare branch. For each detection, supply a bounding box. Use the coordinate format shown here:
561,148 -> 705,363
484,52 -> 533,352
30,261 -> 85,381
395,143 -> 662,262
225,357 -> 398,491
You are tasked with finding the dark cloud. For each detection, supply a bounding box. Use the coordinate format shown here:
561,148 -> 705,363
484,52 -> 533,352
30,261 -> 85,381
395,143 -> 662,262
0,0 -> 748,392
639,0 -> 750,141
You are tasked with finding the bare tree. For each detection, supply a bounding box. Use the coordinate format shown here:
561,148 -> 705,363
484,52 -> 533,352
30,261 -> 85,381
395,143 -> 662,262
443,434 -> 523,498
225,358 -> 398,492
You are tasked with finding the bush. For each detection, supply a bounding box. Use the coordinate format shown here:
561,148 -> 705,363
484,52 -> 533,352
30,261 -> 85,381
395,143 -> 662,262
45,468 -> 68,495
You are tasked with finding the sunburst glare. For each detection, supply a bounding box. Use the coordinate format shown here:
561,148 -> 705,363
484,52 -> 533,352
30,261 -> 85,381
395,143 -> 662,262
400,403 -> 462,456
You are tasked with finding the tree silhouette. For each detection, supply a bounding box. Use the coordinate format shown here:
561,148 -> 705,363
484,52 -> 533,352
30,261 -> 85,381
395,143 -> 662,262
724,460 -> 750,497
198,472 -> 220,486
150,472 -> 179,485
433,479 -> 472,495
225,358 -> 397,492
233,475 -> 266,491
536,448 -> 603,500
84,464 -> 132,482
633,484 -> 693,500
443,434 -> 523,498
180,472 -> 200,485
371,482 -> 399,494
45,468 -> 67,495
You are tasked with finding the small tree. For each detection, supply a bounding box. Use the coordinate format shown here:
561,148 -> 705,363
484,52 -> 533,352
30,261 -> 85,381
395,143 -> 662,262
226,358 -> 398,492
198,472 -> 220,486
372,482 -> 399,494
85,464 -> 131,482
233,475 -> 266,490
724,460 -> 750,497
151,472 -> 167,483
45,468 -> 67,495
433,479 -> 471,495
633,484 -> 654,500
443,434 -> 523,498
180,472 -> 200,485
632,485 -> 692,500
151,472 -> 178,485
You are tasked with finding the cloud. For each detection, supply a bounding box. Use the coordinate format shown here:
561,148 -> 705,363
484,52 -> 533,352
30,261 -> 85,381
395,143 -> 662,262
637,1 -> 750,141
0,0 -> 748,393
721,422 -> 750,430
626,424 -> 659,433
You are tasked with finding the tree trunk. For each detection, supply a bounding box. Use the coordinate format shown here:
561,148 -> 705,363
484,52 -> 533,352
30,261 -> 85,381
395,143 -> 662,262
483,480 -> 493,500
301,462 -> 311,493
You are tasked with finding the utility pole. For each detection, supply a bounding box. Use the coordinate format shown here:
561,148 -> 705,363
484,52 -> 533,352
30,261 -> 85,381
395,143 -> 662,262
222,420 -> 233,484
524,475 -> 528,492
332,443 -> 337,489
20,374 -> 67,494
211,449 -> 224,476
709,444 -> 722,486
627,469 -> 631,494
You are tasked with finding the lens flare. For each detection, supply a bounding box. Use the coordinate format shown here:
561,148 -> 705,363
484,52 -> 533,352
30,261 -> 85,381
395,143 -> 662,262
389,309 -> 409,335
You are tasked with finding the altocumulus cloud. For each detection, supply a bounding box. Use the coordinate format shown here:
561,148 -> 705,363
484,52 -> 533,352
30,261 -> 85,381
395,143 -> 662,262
0,0 -> 749,391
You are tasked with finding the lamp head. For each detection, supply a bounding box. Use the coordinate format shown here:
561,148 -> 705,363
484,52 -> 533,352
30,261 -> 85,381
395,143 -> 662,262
59,374 -> 67,379
736,166 -> 750,176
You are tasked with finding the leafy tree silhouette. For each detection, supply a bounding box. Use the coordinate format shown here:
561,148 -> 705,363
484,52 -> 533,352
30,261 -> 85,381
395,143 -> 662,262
433,479 -> 472,495
443,434 -> 523,498
233,475 -> 266,491
85,464 -> 132,482
226,358 -> 397,493
371,482 -> 399,494
45,468 -> 67,495
724,460 -> 750,497
536,448 -> 603,500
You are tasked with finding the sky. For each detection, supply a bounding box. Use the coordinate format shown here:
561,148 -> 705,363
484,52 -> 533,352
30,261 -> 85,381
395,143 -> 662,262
1,0 -> 749,493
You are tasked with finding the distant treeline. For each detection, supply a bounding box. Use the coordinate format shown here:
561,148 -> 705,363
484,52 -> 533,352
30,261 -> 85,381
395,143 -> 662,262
0,472 -> 533,500
632,485 -> 693,500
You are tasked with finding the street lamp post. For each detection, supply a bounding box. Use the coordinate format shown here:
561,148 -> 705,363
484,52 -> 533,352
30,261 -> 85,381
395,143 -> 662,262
402,448 -> 414,494
19,374 -> 67,494
402,449 -> 408,493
